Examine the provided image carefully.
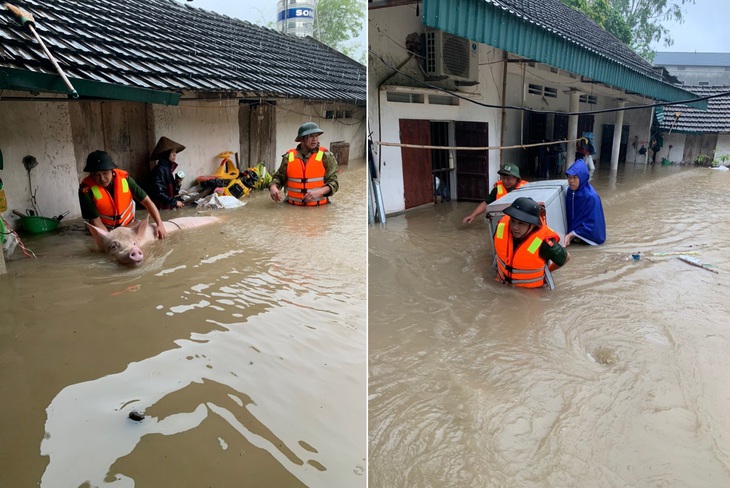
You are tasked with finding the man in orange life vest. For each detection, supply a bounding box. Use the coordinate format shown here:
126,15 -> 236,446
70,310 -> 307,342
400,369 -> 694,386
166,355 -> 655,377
78,150 -> 168,239
462,163 -> 527,224
268,122 -> 338,206
493,197 -> 570,288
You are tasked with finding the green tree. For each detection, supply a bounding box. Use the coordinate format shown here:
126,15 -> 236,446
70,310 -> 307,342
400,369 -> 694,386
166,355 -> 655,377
314,0 -> 366,64
561,0 -> 695,61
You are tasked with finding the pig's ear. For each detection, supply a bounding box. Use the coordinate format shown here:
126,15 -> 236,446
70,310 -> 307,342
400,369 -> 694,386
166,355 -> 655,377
86,222 -> 110,250
132,217 -> 149,238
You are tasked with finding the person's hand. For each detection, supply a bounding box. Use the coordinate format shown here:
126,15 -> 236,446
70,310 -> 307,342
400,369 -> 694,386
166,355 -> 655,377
155,223 -> 168,239
564,232 -> 574,246
175,200 -> 184,209
463,215 -> 475,224
269,184 -> 282,202
303,187 -> 327,203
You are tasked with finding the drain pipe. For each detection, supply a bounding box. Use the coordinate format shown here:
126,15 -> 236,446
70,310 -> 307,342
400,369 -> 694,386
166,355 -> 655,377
499,51 -> 508,174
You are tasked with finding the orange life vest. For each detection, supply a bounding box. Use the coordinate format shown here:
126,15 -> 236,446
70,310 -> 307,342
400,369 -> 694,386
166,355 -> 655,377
81,169 -> 135,228
493,215 -> 559,288
285,147 -> 330,206
494,179 -> 527,199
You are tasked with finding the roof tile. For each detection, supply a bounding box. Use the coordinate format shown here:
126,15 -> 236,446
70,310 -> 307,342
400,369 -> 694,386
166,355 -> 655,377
0,0 -> 364,104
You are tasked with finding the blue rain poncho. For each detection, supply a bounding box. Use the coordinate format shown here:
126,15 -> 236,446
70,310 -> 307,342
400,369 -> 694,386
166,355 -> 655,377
565,159 -> 606,245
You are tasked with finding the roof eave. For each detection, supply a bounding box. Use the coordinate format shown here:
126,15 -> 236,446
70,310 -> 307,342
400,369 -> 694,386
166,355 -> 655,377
0,67 -> 181,105
422,0 -> 708,110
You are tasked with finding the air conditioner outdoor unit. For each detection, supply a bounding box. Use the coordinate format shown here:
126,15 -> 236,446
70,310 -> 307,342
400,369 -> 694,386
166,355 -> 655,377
424,29 -> 479,83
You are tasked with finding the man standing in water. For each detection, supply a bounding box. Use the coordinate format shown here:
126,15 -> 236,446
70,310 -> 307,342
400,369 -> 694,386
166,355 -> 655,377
564,158 -> 606,246
269,122 -> 339,206
493,197 -> 570,288
462,163 -> 527,224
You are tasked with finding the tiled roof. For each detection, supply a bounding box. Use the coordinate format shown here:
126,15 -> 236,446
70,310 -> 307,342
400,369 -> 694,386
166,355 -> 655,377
491,0 -> 660,80
654,52 -> 730,68
0,0 -> 365,105
658,86 -> 730,134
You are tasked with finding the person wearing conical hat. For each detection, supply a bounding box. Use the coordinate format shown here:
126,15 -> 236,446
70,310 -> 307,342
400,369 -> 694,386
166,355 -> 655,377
462,163 -> 528,224
150,136 -> 186,210
78,150 -> 169,239
269,122 -> 339,206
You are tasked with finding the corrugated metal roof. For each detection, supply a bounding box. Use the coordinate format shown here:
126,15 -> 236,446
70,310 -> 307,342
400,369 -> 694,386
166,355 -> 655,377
0,0 -> 365,105
657,86 -> 730,134
422,0 -> 707,110
654,52 -> 730,67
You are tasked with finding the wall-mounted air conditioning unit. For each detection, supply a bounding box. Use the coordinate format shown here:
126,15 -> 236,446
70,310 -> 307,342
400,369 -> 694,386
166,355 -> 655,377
424,28 -> 479,84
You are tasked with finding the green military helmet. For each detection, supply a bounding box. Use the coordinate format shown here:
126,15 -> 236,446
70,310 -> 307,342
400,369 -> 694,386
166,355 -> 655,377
295,122 -> 324,142
504,197 -> 542,226
84,150 -> 117,172
497,163 -> 521,179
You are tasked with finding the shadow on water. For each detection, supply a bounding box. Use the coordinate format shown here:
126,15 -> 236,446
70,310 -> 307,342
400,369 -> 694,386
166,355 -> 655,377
0,161 -> 367,488
369,162 -> 730,487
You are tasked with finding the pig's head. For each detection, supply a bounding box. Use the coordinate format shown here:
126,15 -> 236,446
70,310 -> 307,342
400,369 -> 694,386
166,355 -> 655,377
87,218 -> 149,266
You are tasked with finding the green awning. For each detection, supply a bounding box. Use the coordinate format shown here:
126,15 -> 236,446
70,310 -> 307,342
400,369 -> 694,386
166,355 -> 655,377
422,0 -> 707,110
0,67 -> 180,106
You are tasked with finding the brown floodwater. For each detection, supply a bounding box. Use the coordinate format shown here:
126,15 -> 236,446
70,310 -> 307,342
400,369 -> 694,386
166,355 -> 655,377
0,161 -> 366,488
368,163 -> 730,487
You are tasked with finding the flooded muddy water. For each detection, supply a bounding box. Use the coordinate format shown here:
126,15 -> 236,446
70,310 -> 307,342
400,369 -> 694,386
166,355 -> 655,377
0,161 -> 366,488
369,164 -> 730,487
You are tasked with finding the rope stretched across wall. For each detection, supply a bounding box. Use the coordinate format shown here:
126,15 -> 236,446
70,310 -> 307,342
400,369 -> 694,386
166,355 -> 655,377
375,138 -> 582,152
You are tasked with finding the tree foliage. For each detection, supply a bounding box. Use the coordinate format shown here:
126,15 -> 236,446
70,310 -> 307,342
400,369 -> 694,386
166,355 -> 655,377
314,0 -> 366,64
561,0 -> 695,61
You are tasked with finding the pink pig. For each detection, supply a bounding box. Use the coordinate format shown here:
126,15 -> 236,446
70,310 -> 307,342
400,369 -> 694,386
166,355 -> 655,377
87,216 -> 218,266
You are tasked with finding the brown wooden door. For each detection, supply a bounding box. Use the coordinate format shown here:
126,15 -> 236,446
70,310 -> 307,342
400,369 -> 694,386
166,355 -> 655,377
399,119 -> 433,209
240,101 -> 277,173
455,121 -> 488,201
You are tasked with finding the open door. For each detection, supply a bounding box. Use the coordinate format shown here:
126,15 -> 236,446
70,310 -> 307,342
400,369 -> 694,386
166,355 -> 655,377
399,119 -> 433,209
455,121 -> 488,201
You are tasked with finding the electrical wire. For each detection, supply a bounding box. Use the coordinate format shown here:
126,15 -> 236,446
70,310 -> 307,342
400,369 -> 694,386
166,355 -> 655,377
369,49 -> 730,116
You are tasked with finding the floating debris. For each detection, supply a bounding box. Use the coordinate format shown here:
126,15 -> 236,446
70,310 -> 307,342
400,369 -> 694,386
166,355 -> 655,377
653,251 -> 699,256
677,255 -> 719,274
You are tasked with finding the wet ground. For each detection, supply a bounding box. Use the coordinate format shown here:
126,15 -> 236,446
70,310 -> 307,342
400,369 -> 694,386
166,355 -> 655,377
0,161 -> 366,488
368,163 -> 730,487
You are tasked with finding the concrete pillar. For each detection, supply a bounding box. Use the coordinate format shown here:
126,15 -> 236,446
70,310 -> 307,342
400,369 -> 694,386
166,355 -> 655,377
611,99 -> 626,171
565,89 -> 582,171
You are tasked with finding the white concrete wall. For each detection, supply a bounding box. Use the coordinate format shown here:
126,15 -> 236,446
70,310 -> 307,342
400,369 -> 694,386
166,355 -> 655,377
149,99 -> 241,184
0,98 -> 79,228
715,134 -> 730,164
658,132 -> 687,164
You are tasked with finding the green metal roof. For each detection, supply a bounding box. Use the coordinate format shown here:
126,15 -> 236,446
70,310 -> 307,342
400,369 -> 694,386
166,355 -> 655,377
0,67 -> 181,105
422,0 -> 707,110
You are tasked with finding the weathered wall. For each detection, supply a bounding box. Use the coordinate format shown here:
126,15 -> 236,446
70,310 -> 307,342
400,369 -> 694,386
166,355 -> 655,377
148,99 -> 241,188
273,99 -> 366,171
0,98 -> 79,228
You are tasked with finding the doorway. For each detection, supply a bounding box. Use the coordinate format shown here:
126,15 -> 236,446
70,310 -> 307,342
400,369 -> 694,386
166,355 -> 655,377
455,121 -> 489,201
600,124 -> 630,163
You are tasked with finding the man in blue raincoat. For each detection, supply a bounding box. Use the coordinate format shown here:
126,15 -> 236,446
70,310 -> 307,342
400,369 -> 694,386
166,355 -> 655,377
564,158 -> 606,246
